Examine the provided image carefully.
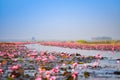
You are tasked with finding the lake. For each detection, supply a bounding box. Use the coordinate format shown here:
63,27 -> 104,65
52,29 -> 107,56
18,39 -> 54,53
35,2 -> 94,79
26,44 -> 120,80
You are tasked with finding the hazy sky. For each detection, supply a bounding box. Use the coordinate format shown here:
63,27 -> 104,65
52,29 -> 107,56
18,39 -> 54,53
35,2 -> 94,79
0,0 -> 120,41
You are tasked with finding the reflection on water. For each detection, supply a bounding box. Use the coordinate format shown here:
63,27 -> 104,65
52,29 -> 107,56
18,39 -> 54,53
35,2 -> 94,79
26,44 -> 120,59
26,44 -> 120,80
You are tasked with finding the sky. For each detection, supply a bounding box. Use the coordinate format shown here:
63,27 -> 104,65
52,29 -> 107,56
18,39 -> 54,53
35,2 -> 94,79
0,0 -> 120,41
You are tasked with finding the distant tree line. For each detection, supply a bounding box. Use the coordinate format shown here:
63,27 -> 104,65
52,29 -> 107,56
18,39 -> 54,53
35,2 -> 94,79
77,40 -> 120,44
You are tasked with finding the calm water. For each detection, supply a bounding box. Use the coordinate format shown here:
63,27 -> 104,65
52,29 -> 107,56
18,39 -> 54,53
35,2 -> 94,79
26,44 -> 120,80
26,44 -> 120,59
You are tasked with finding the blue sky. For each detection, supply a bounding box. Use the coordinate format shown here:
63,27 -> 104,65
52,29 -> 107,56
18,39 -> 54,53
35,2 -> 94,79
0,0 -> 120,41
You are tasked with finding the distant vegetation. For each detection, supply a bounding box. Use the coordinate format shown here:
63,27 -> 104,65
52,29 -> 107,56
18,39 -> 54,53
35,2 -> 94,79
77,40 -> 87,43
77,40 -> 120,45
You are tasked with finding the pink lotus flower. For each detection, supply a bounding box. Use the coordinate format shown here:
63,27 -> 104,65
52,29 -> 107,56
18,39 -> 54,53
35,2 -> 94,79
46,74 -> 51,79
95,54 -> 102,59
0,63 -> 2,67
0,68 -> 3,74
72,71 -> 78,80
42,57 -> 48,62
13,59 -> 18,62
41,52 -> 45,56
11,74 -> 15,78
73,62 -> 78,68
50,76 -> 56,80
93,61 -> 99,67
35,77 -> 42,80
10,64 -> 21,70
49,55 -> 55,61
51,66 -> 60,73
83,63 -> 88,68
36,56 -> 41,61
62,63 -> 66,66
